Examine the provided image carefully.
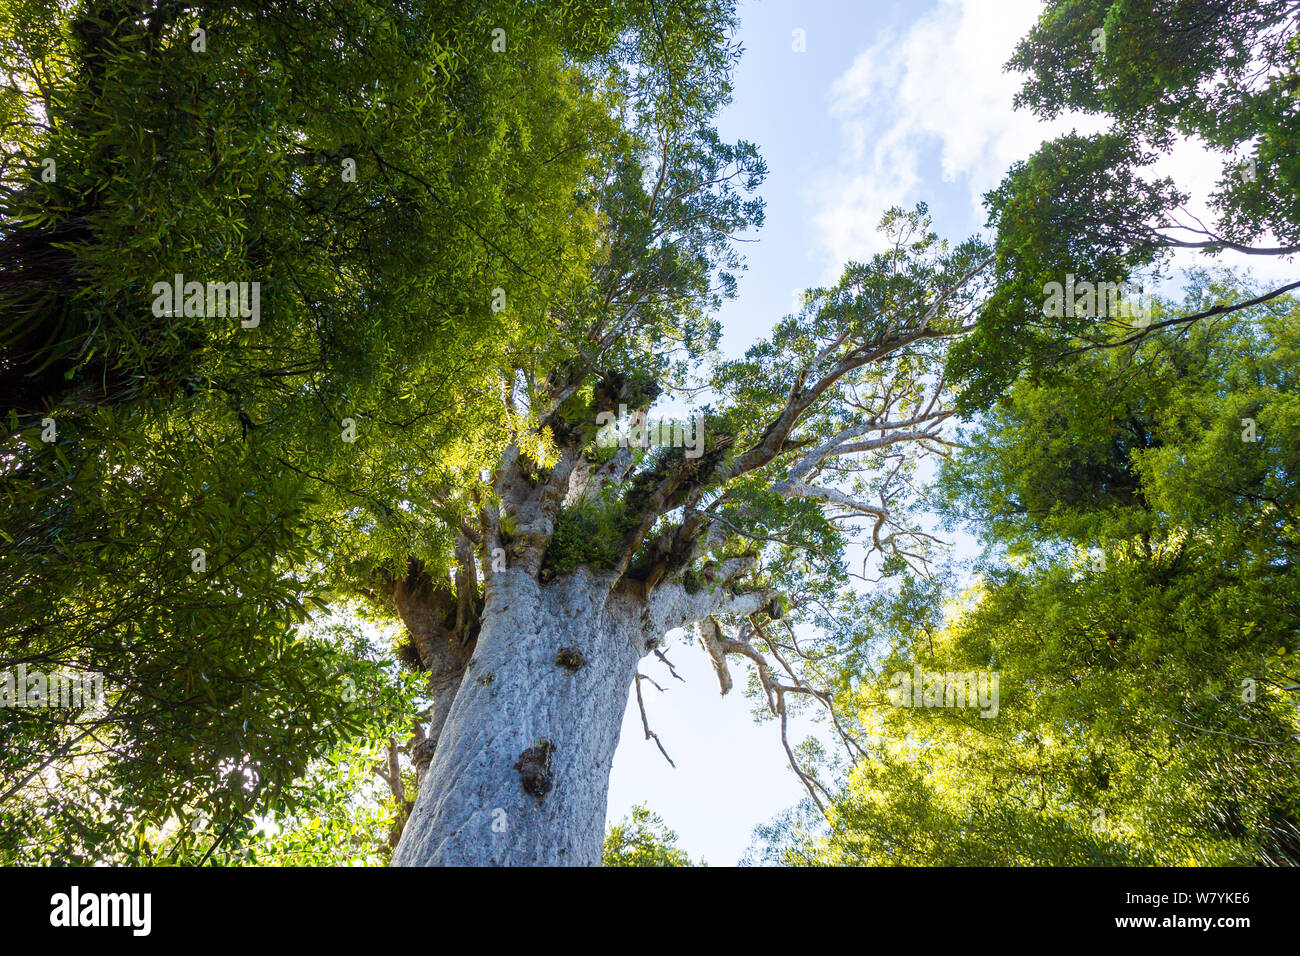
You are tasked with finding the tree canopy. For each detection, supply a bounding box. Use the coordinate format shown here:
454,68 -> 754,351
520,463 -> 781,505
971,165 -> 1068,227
951,0 -> 1300,409
759,273 -> 1300,866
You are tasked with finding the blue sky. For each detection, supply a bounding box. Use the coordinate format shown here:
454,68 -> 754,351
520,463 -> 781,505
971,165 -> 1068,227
604,0 -> 1295,865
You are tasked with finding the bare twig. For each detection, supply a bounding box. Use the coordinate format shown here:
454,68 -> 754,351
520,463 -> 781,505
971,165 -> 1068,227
634,673 -> 676,767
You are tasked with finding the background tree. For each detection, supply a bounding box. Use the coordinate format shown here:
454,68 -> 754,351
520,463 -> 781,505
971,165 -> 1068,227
602,803 -> 700,866
759,274 -> 1300,866
949,0 -> 1300,409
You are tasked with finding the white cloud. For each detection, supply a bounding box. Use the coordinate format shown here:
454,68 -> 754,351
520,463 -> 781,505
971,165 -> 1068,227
809,0 -> 1091,279
810,0 -> 1297,289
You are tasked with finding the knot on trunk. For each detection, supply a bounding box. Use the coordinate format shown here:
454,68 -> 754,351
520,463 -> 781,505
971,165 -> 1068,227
514,739 -> 556,801
410,737 -> 438,774
555,647 -> 587,672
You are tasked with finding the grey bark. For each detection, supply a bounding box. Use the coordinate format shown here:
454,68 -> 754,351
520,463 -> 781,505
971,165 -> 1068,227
392,567 -> 644,866
390,560 -> 773,866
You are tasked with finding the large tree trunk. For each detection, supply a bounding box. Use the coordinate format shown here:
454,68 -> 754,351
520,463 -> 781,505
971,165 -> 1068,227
392,567 -> 648,866
389,379 -> 773,866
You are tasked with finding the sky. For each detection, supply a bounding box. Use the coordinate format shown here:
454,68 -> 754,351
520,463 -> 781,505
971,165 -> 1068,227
602,0 -> 1298,866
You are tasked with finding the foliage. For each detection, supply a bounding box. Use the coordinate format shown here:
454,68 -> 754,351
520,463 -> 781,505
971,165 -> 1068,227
10,0 -> 1295,869
764,276 -> 1300,866
0,605 -> 423,864
543,496 -> 637,580
603,803 -> 701,866
950,0 -> 1300,409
